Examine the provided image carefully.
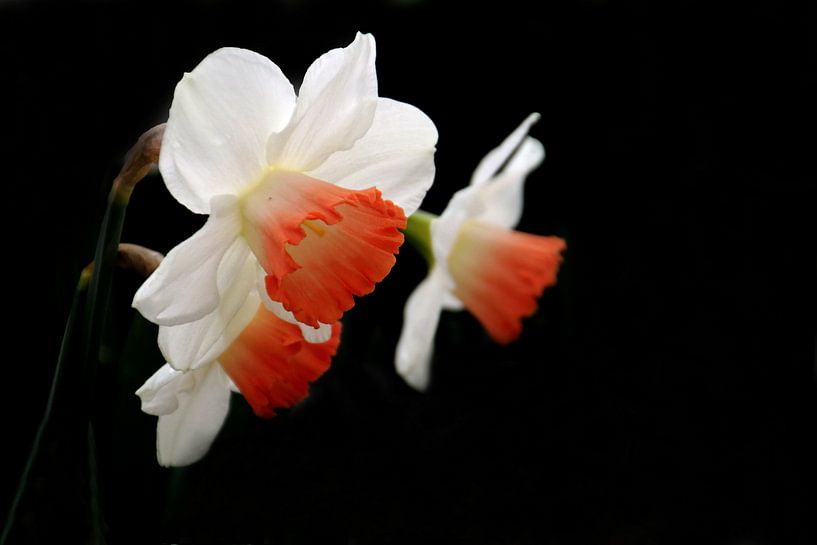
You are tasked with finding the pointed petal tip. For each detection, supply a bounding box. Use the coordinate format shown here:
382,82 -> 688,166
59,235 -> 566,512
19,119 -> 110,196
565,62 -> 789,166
396,352 -> 431,392
404,374 -> 430,392
394,272 -> 446,392
470,112 -> 544,187
352,31 -> 376,49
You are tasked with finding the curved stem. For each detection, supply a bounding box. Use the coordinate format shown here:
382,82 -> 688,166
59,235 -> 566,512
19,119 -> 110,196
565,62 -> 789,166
0,269 -> 91,545
82,185 -> 131,408
82,123 -> 164,413
1,125 -> 165,545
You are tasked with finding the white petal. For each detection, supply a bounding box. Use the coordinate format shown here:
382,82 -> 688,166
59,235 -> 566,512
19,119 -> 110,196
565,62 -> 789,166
269,32 -> 378,172
227,377 -> 240,393
160,48 -> 296,214
307,97 -> 438,216
215,235 -> 253,293
156,363 -> 232,467
158,243 -> 259,370
255,265 -> 293,320
395,269 -> 447,391
132,196 -> 242,326
136,364 -> 193,416
297,33 -> 377,115
469,113 -> 540,187
297,322 -> 333,344
474,137 -> 545,229
255,265 -> 333,344
428,115 -> 543,269
430,185 -> 480,267
442,292 -> 464,311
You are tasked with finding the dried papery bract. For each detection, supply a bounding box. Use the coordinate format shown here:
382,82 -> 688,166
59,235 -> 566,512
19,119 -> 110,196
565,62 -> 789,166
111,124 -> 166,200
117,243 -> 164,279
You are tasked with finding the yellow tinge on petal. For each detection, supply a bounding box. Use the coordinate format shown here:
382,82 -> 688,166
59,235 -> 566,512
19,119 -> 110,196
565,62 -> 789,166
447,219 -> 566,344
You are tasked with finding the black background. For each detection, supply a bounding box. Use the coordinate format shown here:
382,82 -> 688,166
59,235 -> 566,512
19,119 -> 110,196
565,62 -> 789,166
2,0 -> 816,543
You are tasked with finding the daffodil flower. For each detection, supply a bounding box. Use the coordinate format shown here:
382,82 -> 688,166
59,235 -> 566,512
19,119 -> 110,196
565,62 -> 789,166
132,32 -> 437,342
136,252 -> 341,466
395,114 -> 566,390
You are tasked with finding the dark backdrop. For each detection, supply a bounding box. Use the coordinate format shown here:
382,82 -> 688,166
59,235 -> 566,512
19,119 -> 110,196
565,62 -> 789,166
1,0 -> 815,543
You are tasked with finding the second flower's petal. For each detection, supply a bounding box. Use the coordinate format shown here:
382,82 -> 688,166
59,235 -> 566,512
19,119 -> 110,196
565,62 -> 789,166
448,220 -> 566,344
269,32 -> 378,171
158,243 -> 259,371
441,292 -> 465,311
474,137 -> 545,229
161,48 -> 296,214
132,195 -> 242,326
430,185 -> 481,265
219,304 -> 342,418
242,170 -> 406,327
469,113 -> 540,187
395,268 -> 447,391
307,98 -> 438,216
156,363 -> 232,467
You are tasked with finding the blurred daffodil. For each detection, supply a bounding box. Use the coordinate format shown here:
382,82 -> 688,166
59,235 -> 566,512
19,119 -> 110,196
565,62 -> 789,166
396,114 -> 565,390
133,32 -> 437,341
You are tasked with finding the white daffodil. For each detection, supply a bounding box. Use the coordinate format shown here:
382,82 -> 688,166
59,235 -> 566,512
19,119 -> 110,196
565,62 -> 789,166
137,252 -> 341,466
132,32 -> 437,345
395,114 -> 566,390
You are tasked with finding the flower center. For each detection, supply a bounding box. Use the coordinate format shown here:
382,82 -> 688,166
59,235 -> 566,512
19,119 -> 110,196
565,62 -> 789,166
447,220 -> 565,343
302,220 -> 327,237
219,303 -> 341,418
239,169 -> 407,327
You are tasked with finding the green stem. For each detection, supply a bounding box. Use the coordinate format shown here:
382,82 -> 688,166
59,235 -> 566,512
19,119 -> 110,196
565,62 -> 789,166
86,422 -> 106,545
403,210 -> 437,266
81,124 -> 164,409
2,126 -> 162,545
0,269 -> 92,545
76,185 -> 130,544
83,185 -> 131,408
